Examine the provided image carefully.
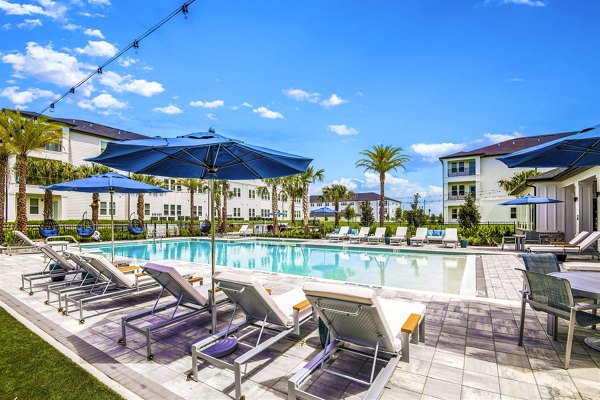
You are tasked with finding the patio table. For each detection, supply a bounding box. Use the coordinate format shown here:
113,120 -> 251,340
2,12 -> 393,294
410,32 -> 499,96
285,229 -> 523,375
549,271 -> 600,351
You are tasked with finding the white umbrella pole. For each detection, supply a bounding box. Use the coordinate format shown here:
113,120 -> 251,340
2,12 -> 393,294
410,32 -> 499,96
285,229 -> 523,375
110,189 -> 115,262
210,177 -> 217,333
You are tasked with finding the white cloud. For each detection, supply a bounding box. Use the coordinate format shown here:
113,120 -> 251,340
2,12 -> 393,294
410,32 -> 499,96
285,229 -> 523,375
75,40 -> 117,57
0,0 -> 66,19
230,105 -> 239,110
363,172 -> 443,203
241,101 -> 252,108
83,28 -> 104,39
411,142 -> 468,162
0,85 -> 55,105
332,177 -> 358,191
206,113 -> 217,121
62,22 -> 80,30
153,105 -> 182,114
80,11 -> 103,17
88,0 -> 110,6
189,99 -> 224,109
508,77 -> 524,82
283,88 -> 320,103
253,106 -> 283,119
78,93 -> 125,110
328,124 -> 358,136
2,22 -> 11,29
16,18 -> 41,29
98,70 -> 164,97
502,0 -> 545,6
117,56 -> 136,67
320,93 -> 346,108
484,131 -> 523,143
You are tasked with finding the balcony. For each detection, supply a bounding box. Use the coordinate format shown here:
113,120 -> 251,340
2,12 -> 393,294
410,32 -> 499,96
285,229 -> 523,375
448,168 -> 476,177
447,193 -> 476,201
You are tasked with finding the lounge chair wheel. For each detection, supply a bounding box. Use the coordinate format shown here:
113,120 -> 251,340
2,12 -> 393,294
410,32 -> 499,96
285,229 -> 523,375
117,338 -> 124,345
62,311 -> 68,316
79,319 -> 85,324
147,354 -> 154,361
28,291 -> 33,296
19,287 -> 23,291
186,373 -> 194,381
58,307 -> 63,312
44,300 -> 49,305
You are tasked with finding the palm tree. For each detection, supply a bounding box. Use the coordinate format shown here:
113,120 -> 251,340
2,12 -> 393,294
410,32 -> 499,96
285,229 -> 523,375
0,110 -> 17,242
258,178 -> 281,235
356,145 -> 410,227
177,178 -> 206,234
77,163 -> 112,225
27,159 -> 77,219
132,174 -> 165,223
281,175 -> 303,225
320,184 -> 355,227
221,180 -> 230,233
9,111 -> 63,233
498,170 -> 539,196
299,166 -> 324,234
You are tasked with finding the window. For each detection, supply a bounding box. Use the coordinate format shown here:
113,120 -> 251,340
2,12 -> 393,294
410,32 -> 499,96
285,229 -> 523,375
170,205 -> 176,216
194,206 -> 203,218
510,207 -> 517,219
29,198 -> 39,214
233,208 -> 241,218
458,185 -> 465,196
248,189 -> 256,199
450,162 -> 457,173
468,161 -> 476,174
295,210 -> 301,218
316,202 -> 322,207
469,186 -> 476,197
282,210 -> 288,218
100,201 -> 115,216
45,142 -> 61,152
176,205 -> 182,216
260,191 -> 270,200
261,209 -> 270,217
451,185 -> 458,196
100,140 -> 109,153
451,208 -> 458,220
458,161 -> 465,172
163,204 -> 169,216
249,208 -> 256,218
144,203 -> 150,216
232,188 -> 241,198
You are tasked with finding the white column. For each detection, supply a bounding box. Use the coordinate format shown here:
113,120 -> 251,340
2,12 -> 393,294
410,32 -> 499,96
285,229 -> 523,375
574,183 -> 581,235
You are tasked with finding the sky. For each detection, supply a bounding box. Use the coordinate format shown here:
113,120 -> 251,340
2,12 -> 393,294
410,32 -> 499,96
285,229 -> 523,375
1,0 -> 599,214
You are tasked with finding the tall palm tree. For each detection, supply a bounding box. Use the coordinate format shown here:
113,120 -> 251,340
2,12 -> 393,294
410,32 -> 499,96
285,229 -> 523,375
281,175 -> 303,225
9,111 -> 63,233
320,184 -> 355,227
0,110 -> 17,242
132,174 -> 165,223
258,178 -> 281,235
27,158 -> 77,219
498,170 -> 539,196
221,180 -> 231,233
77,163 -> 112,225
356,145 -> 410,227
177,178 -> 206,233
299,166 -> 324,234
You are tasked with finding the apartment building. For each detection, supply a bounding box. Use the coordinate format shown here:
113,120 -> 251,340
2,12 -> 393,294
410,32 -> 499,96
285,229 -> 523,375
309,192 -> 401,222
438,132 -> 575,223
3,115 -> 302,223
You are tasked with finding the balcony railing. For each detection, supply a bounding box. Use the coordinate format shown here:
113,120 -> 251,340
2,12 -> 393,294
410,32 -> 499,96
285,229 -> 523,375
447,194 -> 476,201
448,168 -> 476,177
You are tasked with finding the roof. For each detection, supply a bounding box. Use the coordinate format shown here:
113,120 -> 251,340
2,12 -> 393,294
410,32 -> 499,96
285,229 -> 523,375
53,118 -> 148,140
439,131 -> 577,160
527,167 -> 592,182
310,192 -> 400,203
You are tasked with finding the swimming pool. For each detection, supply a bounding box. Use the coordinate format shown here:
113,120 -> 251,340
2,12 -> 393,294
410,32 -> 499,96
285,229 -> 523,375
86,239 -> 476,295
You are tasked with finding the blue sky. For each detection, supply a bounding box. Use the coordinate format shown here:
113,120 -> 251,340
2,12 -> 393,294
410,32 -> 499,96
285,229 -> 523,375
1,0 -> 599,213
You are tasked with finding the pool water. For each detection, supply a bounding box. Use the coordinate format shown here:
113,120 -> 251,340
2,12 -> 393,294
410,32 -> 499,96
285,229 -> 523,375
86,239 -> 476,295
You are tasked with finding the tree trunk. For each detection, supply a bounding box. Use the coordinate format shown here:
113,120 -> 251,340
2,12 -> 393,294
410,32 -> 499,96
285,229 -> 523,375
271,186 -> 279,235
290,200 -> 295,225
91,193 -> 100,226
221,184 -> 228,233
379,172 -> 385,227
16,154 -> 28,234
215,195 -> 222,233
189,190 -> 195,235
0,154 -> 7,243
43,189 -> 53,220
334,201 -> 340,227
137,193 -> 144,223
303,185 -> 309,235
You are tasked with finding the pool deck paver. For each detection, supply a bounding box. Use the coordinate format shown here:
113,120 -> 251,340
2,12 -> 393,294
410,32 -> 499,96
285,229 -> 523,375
1,242 -> 600,400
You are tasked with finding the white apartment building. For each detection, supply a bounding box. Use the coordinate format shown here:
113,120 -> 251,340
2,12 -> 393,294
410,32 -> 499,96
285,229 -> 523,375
439,132 -> 575,223
309,192 -> 401,222
3,115 -> 302,223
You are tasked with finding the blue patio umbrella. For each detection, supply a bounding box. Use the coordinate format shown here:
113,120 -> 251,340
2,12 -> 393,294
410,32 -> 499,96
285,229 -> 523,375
499,195 -> 562,230
86,131 -> 312,331
310,206 -> 340,215
43,172 -> 170,261
498,125 -> 600,168
267,211 -> 284,217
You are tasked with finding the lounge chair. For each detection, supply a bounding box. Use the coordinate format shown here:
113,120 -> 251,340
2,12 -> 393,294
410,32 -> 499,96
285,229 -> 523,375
190,271 -> 313,399
426,229 -> 445,244
528,231 -> 600,258
367,227 -> 386,244
349,227 -> 371,243
2,230 -> 39,255
442,228 -> 459,248
329,226 -> 349,242
288,281 -> 426,400
227,224 -> 250,237
525,231 -> 589,250
20,244 -> 81,295
62,252 -> 157,324
410,227 -> 428,246
562,262 -> 600,272
517,270 -> 600,369
119,263 -> 228,360
389,227 -> 408,246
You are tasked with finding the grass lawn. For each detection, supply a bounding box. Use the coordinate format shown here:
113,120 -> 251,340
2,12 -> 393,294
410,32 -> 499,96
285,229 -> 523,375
0,307 -> 123,400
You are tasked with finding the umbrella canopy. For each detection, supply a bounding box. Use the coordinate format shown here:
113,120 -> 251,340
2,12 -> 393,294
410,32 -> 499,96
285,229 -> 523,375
86,131 -> 312,333
267,211 -> 284,217
498,125 -> 600,168
499,195 -> 562,206
310,207 -> 340,214
43,172 -> 169,261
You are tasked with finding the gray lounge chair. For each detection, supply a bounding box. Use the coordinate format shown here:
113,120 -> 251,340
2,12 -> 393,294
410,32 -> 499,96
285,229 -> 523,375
190,271 -> 312,399
288,281 -> 426,399
528,231 -> 600,258
525,231 -> 589,250
119,263 -> 228,360
20,244 -> 81,295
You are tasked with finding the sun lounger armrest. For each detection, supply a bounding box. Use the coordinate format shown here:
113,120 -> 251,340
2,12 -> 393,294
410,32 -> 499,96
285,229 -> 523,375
401,313 -> 421,335
292,299 -> 311,335
574,303 -> 600,311
187,276 -> 204,285
118,265 -> 139,273
266,288 -> 272,295
135,272 -> 145,277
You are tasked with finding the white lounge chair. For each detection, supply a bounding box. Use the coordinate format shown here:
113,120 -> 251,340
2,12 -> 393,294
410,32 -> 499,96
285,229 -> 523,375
20,243 -> 81,295
227,224 -> 249,237
325,228 -> 341,239
190,271 -> 312,399
329,226 -> 349,242
288,281 -> 426,400
442,228 -> 459,248
410,227 -> 428,246
525,231 -> 589,250
390,227 -> 408,246
349,227 -> 371,243
119,263 -> 228,360
367,227 -> 386,244
528,231 -> 600,258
